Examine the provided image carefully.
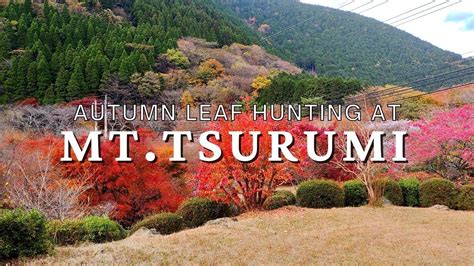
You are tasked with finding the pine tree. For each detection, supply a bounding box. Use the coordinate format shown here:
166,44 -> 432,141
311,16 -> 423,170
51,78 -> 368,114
119,54 -> 137,81
26,61 -> 37,98
36,53 -> 51,98
4,57 -> 19,100
15,53 -> 31,98
85,58 -> 100,93
42,85 -> 57,104
55,66 -> 70,101
137,53 -> 150,73
67,61 -> 86,100
0,32 -> 10,59
23,0 -> 32,15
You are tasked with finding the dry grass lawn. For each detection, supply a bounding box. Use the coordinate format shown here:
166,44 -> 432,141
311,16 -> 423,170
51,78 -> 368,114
32,206 -> 474,265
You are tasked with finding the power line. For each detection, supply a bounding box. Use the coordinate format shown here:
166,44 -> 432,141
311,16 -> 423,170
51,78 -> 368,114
389,0 -> 450,26
388,82 -> 473,103
394,0 -> 463,27
359,0 -> 389,14
357,67 -> 474,103
338,0 -> 356,9
254,0 -> 465,90
350,0 -> 375,12
380,57 -> 474,87
383,0 -> 436,23
349,66 -> 474,102
369,69 -> 474,102
348,57 -> 474,99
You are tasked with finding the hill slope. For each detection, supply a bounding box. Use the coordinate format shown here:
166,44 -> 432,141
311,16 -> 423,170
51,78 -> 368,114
219,0 -> 472,86
32,206 -> 474,264
0,0 -> 263,103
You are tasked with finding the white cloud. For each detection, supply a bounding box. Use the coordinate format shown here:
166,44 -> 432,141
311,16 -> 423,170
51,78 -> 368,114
300,0 -> 474,56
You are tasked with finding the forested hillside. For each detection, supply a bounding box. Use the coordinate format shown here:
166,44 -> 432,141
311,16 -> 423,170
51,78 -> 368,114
0,0 -> 471,104
220,0 -> 472,86
0,0 -> 260,104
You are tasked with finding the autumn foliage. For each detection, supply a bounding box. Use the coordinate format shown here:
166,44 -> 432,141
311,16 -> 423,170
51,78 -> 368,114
62,130 -> 187,225
398,104 -> 474,184
194,110 -> 316,210
4,130 -> 188,225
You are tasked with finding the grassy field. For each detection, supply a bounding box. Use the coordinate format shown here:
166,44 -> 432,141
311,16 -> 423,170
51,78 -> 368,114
32,206 -> 474,265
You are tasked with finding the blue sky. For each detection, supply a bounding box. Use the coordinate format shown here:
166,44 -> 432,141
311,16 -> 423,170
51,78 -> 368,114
301,0 -> 474,56
445,11 -> 474,31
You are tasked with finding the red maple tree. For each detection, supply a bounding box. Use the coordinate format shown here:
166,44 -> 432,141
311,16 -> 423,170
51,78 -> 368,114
193,110 -> 312,210
61,129 -> 188,225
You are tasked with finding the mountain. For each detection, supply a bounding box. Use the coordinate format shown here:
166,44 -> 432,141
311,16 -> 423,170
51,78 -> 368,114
0,0 -> 263,104
130,0 -> 260,49
0,0 -> 471,104
218,0 -> 472,87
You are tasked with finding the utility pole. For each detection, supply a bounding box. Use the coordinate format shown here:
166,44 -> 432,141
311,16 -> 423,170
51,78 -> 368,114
104,95 -> 108,138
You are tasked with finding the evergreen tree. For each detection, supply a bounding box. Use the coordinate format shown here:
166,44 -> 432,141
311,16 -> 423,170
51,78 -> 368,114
36,53 -> 51,98
85,58 -> 100,93
118,54 -> 136,81
15,53 -> 31,97
137,53 -> 150,73
55,66 -> 70,101
4,57 -> 19,100
26,61 -> 37,97
23,0 -> 32,15
0,32 -> 10,59
67,61 -> 86,100
42,85 -> 57,104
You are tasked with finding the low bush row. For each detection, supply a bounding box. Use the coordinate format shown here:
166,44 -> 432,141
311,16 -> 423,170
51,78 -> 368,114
0,197 -> 234,260
47,216 -> 125,246
0,210 -> 126,260
2,179 -> 471,260
127,197 -> 236,237
295,178 -> 473,210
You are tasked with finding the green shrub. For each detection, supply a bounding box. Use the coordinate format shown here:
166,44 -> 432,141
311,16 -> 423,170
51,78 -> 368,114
0,209 -> 51,259
47,219 -> 88,246
399,178 -> 420,207
456,184 -> 474,211
176,197 -> 231,228
165,48 -> 190,69
343,180 -> 368,207
296,180 -> 344,208
373,179 -> 404,206
130,213 -> 184,235
419,178 -> 457,208
82,216 -> 125,243
263,190 -> 296,210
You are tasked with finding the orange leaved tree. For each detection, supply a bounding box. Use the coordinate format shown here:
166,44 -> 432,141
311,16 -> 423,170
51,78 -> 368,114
193,111 -> 307,210
62,129 -> 188,225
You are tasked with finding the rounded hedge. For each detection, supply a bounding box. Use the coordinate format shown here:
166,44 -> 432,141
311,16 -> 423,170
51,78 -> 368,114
47,219 -> 88,246
81,216 -> 125,243
263,190 -> 296,210
176,197 -> 231,228
456,184 -> 474,211
296,180 -> 344,208
373,179 -> 404,206
130,212 -> 184,235
399,178 -> 420,207
419,178 -> 457,208
0,209 -> 51,259
343,180 -> 368,207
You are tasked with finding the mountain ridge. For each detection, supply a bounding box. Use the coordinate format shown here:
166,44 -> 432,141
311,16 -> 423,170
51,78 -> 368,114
218,0 -> 471,87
